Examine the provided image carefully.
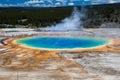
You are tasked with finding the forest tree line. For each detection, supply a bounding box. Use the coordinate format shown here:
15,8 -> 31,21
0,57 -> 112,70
0,3 -> 120,28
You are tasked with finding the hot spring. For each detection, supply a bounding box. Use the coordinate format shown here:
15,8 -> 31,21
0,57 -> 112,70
15,37 -> 109,50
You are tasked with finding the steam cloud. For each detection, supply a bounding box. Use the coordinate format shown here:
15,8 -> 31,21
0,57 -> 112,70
41,7 -> 85,31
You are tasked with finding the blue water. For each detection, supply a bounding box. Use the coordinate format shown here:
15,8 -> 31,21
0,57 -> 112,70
16,37 -> 109,50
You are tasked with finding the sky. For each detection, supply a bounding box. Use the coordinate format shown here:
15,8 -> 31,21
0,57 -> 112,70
0,0 -> 120,7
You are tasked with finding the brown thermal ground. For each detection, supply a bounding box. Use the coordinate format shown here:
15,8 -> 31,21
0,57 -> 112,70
0,29 -> 120,80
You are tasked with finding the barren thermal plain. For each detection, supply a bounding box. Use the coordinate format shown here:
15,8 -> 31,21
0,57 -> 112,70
0,28 -> 120,80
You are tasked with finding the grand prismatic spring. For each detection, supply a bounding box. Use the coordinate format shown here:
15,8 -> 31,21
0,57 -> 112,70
15,37 -> 109,50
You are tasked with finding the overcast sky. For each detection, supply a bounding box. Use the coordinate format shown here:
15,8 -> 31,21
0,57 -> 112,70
0,0 -> 120,7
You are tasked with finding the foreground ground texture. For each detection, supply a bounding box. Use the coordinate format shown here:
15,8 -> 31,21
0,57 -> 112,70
0,28 -> 120,80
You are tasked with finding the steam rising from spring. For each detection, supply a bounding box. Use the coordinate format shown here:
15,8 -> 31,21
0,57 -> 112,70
41,7 -> 85,31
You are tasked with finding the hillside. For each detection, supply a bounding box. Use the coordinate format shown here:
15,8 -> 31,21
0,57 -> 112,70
0,3 -> 120,28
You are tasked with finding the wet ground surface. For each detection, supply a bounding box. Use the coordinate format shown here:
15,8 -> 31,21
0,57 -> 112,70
0,28 -> 120,80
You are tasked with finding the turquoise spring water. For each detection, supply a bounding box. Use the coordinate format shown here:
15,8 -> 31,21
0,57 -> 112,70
16,37 -> 109,50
